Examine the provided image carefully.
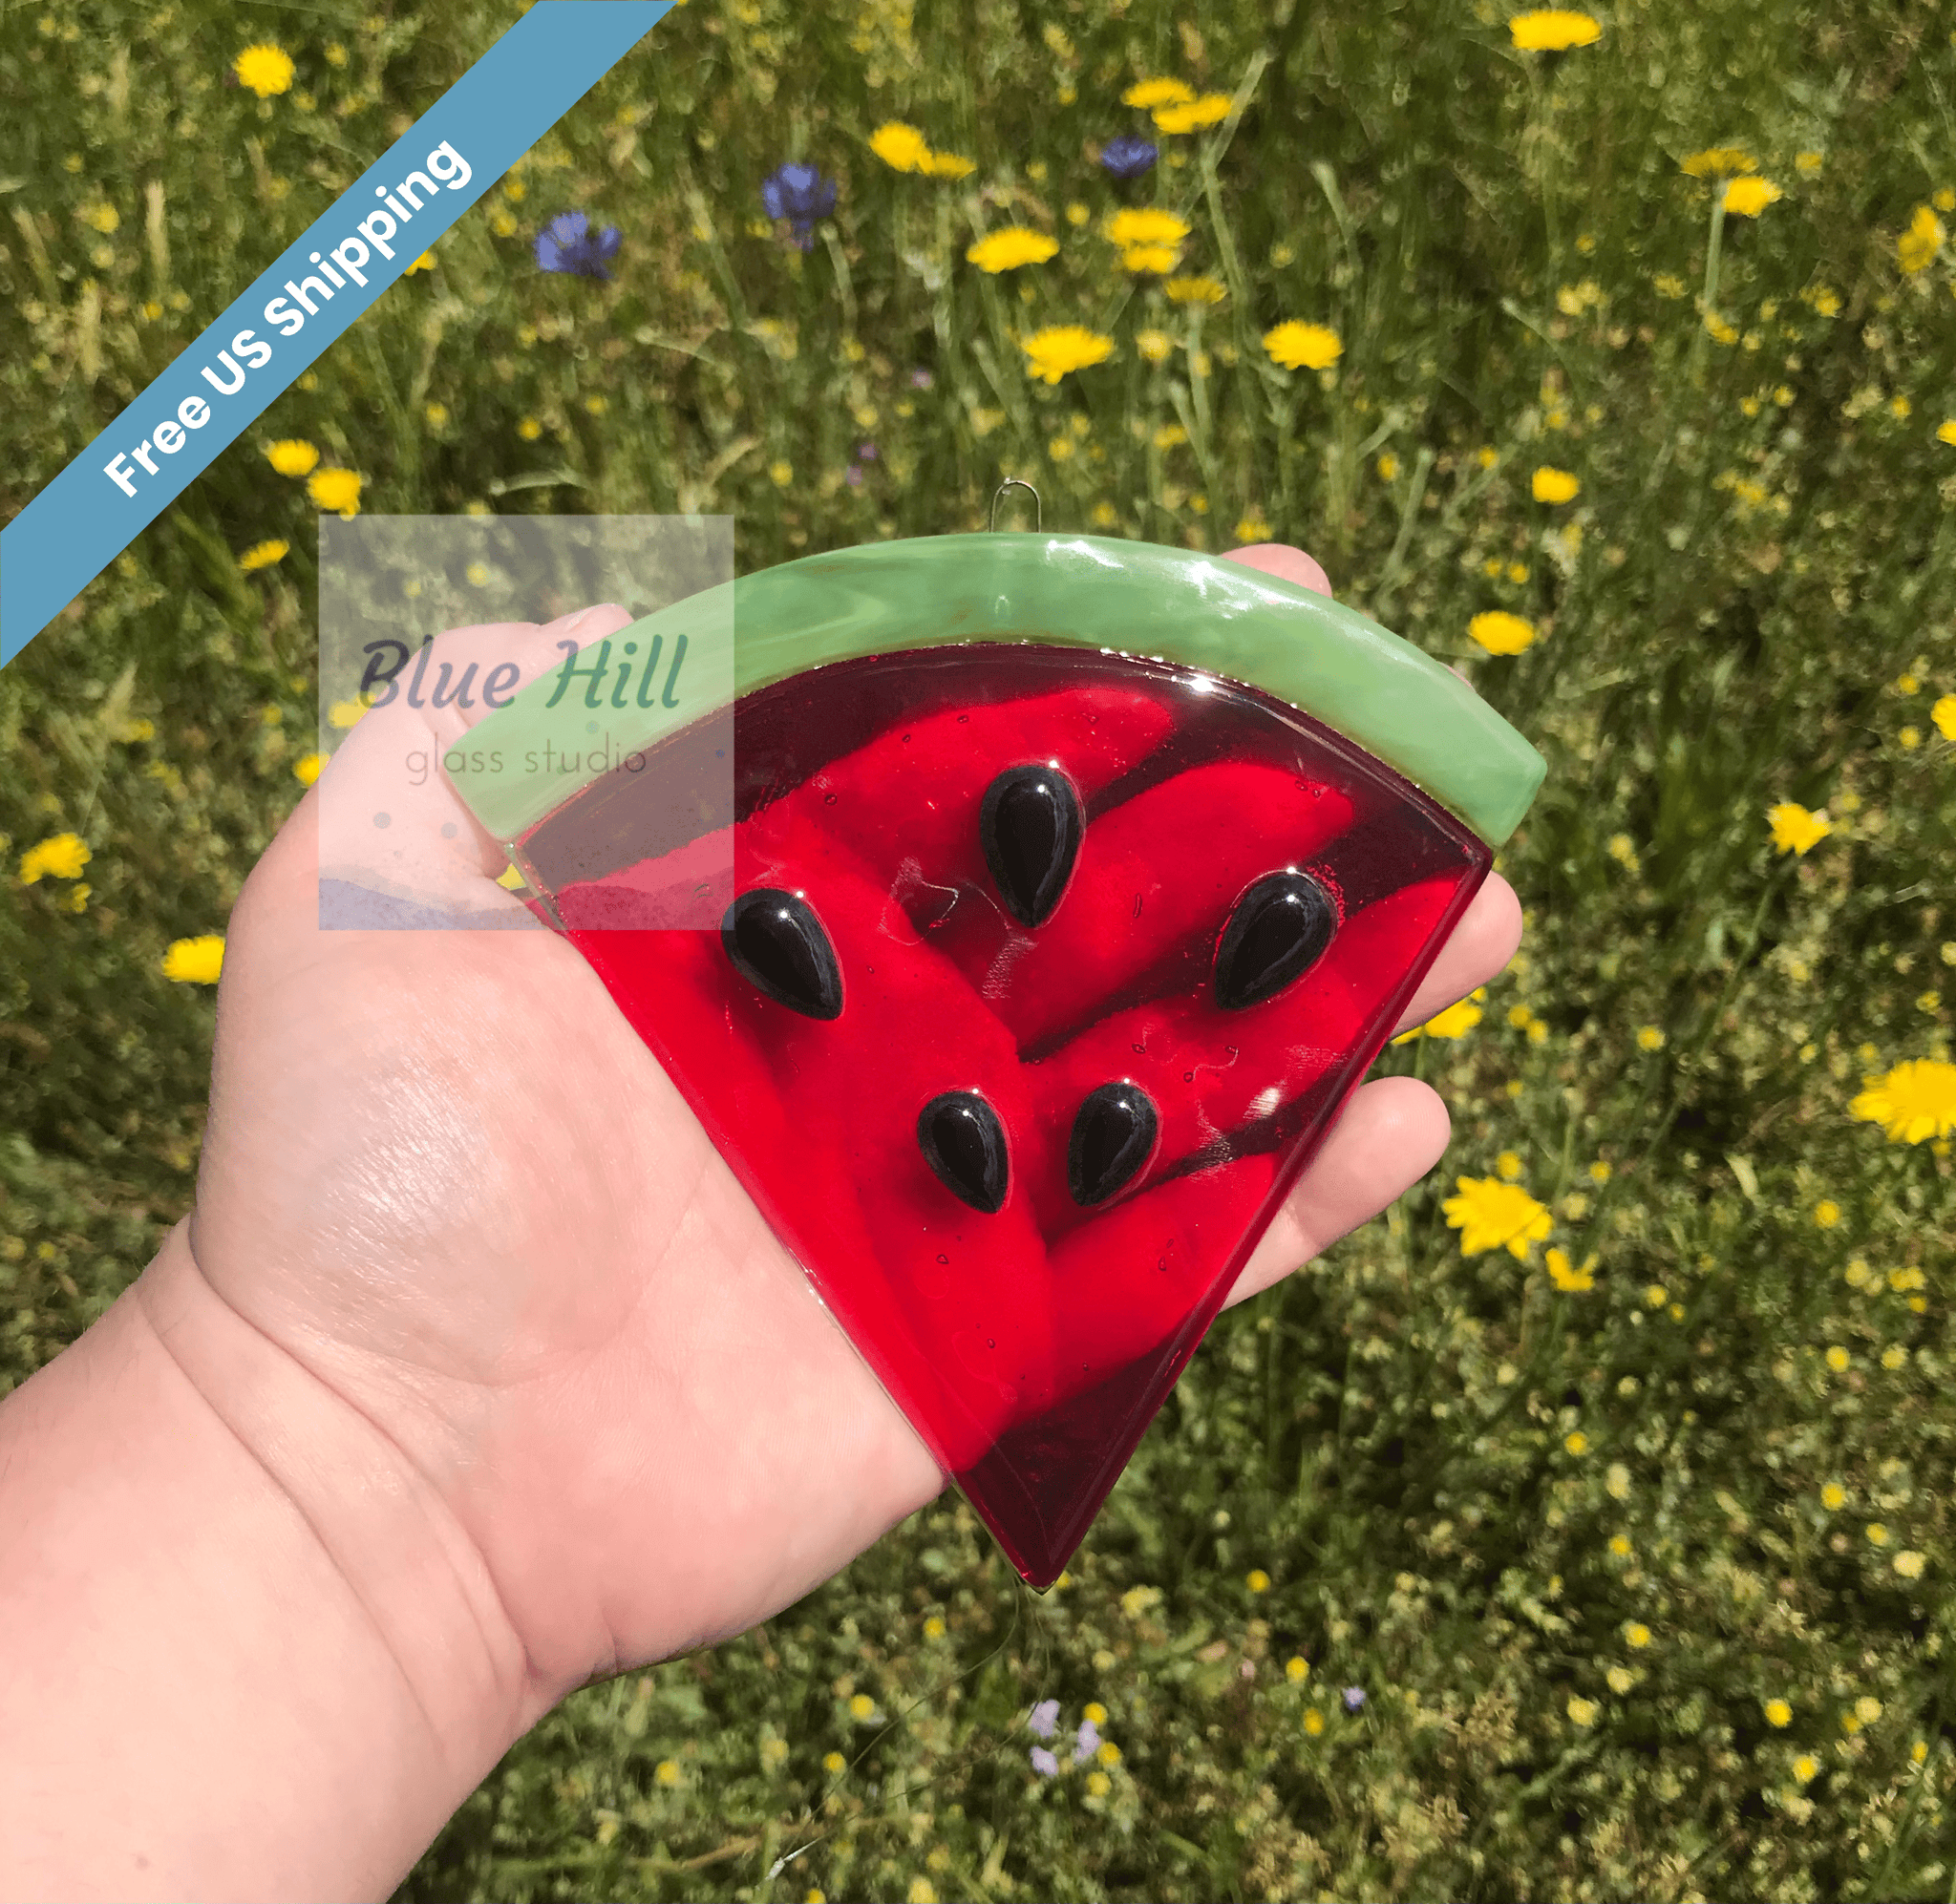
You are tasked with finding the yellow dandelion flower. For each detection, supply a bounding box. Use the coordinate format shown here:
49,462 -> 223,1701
1285,1657 -> 1310,1682
1821,1483 -> 1846,1510
1606,1665 -> 1633,1695
1932,694 -> 1956,739
1165,274 -> 1226,305
1825,1345 -> 1849,1372
1154,94 -> 1232,134
1765,1699 -> 1792,1727
234,42 -> 295,97
1857,1695 -> 1883,1724
653,1758 -> 681,1786
1636,1026 -> 1666,1051
238,539 -> 288,573
19,834 -> 91,883
1442,1175 -> 1552,1259
161,934 -> 224,984
869,122 -> 930,172
1510,11 -> 1602,50
307,467 -> 362,517
1768,802 -> 1831,856
1865,1522 -> 1889,1547
266,438 -> 320,476
919,149 -> 976,180
1022,325 -> 1115,384
1565,1430 -> 1589,1455
1894,1550 -> 1925,1579
404,250 -> 436,274
1624,1621 -> 1650,1648
1532,465 -> 1581,503
1377,452 -> 1400,481
1723,177 -> 1783,217
1263,320 -> 1342,370
1136,328 -> 1174,365
1681,147 -> 1758,179
1850,1059 -> 1956,1144
1566,1695 -> 1599,1725
1605,1463 -> 1631,1499
1814,1198 -> 1840,1228
1469,610 -> 1537,656
1899,205 -> 1945,275
1391,996 -> 1483,1044
967,227 -> 1058,273
1794,1753 -> 1819,1782
1096,1740 -> 1122,1766
1495,1149 -> 1524,1180
1246,1569 -> 1270,1593
1122,77 -> 1195,109
1304,1708 -> 1325,1735
1083,1702 -> 1108,1724
518,416 -> 543,441
1609,1534 -> 1632,1556
83,201 -> 119,234
292,751 -> 325,787
1085,1770 -> 1112,1797
849,1692 -> 876,1720
1065,201 -> 1091,227
1121,244 -> 1179,274
1234,511 -> 1272,542
1546,1248 -> 1595,1293
1108,208 -> 1191,250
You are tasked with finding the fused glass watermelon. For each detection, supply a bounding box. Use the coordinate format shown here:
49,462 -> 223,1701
448,534 -> 1543,1587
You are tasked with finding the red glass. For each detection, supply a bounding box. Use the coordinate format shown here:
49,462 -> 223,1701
514,645 -> 1490,1586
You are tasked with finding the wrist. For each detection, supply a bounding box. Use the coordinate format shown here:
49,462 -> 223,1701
0,1219 -> 536,1900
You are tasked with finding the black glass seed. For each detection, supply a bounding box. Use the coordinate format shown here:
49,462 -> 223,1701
917,1090 -> 1009,1215
979,765 -> 1083,927
1214,871 -> 1336,1011
721,888 -> 843,1020
1068,1081 -> 1159,1208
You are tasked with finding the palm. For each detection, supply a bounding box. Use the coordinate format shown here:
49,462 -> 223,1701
186,570 -> 1519,1715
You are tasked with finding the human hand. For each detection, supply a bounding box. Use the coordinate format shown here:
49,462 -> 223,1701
169,546 -> 1521,1750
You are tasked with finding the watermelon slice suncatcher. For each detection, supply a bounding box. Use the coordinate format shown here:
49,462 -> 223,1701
448,534 -> 1544,1587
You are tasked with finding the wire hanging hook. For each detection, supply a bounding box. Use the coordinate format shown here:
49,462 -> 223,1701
989,476 -> 1041,533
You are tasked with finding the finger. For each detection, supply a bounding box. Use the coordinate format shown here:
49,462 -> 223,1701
315,603 -> 632,906
1222,542 -> 1333,597
1222,1073 -> 1451,1310
1391,873 -> 1523,1036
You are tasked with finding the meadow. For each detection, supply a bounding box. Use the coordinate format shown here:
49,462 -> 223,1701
3,0 -> 1955,1897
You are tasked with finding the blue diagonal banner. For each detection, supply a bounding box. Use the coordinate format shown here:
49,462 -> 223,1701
0,0 -> 669,668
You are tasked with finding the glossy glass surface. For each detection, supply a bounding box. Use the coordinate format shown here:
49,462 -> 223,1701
516,645 -> 1491,1585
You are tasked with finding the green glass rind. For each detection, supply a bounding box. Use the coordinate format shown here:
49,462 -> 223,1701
448,533 -> 1545,846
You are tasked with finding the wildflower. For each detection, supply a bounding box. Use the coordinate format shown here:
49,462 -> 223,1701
1644,1283 -> 1669,1309
1609,1534 -> 1633,1556
1154,94 -> 1231,134
1794,1754 -> 1819,1783
1895,1551 -> 1925,1579
19,834 -> 90,883
1822,1483 -> 1846,1510
822,1750 -> 846,1774
1681,147 -> 1758,178
238,539 -> 287,573
1825,1345 -> 1849,1372
1343,1686 -> 1367,1712
923,1615 -> 946,1640
1865,1522 -> 1889,1547
1234,511 -> 1272,542
760,161 -> 839,250
1532,466 -> 1581,503
1030,1745 -> 1059,1776
1121,243 -> 1179,274
404,250 -> 436,274
1096,1740 -> 1122,1766
83,201 -> 119,234
1934,694 -> 1956,740
1166,274 -> 1226,304
266,439 -> 320,476
1567,1695 -> 1599,1725
1303,1708 -> 1326,1735
918,149 -> 976,180
1443,1176 -> 1552,1259
870,122 -> 930,172
1392,996 -> 1483,1044
967,227 -> 1057,273
1073,1719 -> 1099,1763
234,42 -> 295,97
1723,177 -> 1783,217
518,417 -> 542,441
1546,1248 -> 1596,1293
535,211 -> 621,279
1768,802 -> 1831,855
1029,1699 -> 1059,1740
1814,1199 -> 1840,1228
907,1881 -> 937,1904
849,1693 -> 878,1721
1263,320 -> 1342,370
1625,1621 -> 1650,1649
1469,610 -> 1537,655
1108,208 -> 1190,251
1377,453 -> 1400,482
1636,1026 -> 1666,1051
1899,205 -> 1945,275
1494,1149 -> 1523,1180
1022,325 -> 1115,384
1086,1770 -> 1112,1796
161,935 -> 224,984
1765,1699 -> 1793,1727
1857,1696 -> 1883,1724
290,751 -> 325,789
1285,1657 -> 1310,1682
909,367 -> 934,389
1099,135 -> 1158,179
1121,77 -> 1194,109
1850,1059 -> 1956,1143
1565,1430 -> 1589,1456
1510,11 -> 1602,50
307,468 -> 362,517
1246,1569 -> 1270,1593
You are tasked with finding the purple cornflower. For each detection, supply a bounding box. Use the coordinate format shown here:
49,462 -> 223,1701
534,211 -> 622,280
857,441 -> 879,462
1073,1719 -> 1100,1764
1028,1698 -> 1059,1739
1343,1686 -> 1367,1713
845,464 -> 864,488
909,368 -> 934,389
1099,135 -> 1159,180
760,160 -> 839,251
1030,1745 -> 1059,1776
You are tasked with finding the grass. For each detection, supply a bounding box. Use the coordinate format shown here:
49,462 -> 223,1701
3,0 -> 1955,1897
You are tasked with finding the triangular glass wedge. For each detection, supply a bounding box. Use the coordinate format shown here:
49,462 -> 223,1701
448,536 -> 1545,1588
